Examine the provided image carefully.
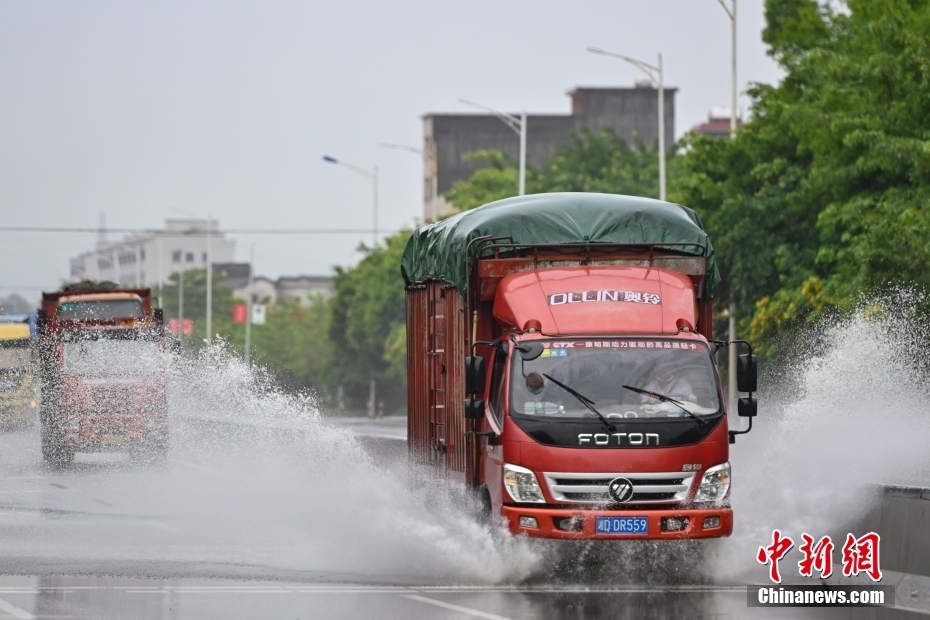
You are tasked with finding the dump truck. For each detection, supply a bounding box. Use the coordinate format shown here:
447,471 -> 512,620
402,193 -> 758,539
36,284 -> 168,466
0,318 -> 37,428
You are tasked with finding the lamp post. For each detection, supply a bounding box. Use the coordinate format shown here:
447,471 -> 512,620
322,154 -> 379,417
458,99 -> 526,196
717,0 -> 739,414
244,242 -> 254,366
205,216 -> 213,343
381,142 -> 437,221
717,0 -> 738,135
587,47 -> 666,201
322,155 -> 378,246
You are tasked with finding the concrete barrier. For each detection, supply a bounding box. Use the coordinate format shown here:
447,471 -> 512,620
851,485 -> 930,578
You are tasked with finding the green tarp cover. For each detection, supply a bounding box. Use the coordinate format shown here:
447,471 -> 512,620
401,192 -> 720,298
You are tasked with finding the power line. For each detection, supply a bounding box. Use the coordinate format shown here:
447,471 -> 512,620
0,226 -> 404,236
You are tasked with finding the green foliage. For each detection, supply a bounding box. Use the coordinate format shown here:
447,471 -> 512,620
677,0 -> 930,356
324,231 -> 411,410
159,268 -> 235,345
444,150 -> 521,212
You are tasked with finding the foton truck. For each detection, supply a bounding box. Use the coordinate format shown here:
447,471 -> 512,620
37,284 -> 169,466
402,193 -> 758,539
0,319 -> 37,428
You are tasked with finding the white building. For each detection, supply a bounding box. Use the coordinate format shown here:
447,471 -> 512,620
233,275 -> 333,307
69,219 -> 236,287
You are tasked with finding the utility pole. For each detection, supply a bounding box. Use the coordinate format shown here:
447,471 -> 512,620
586,47 -> 666,200
718,0 -> 739,414
178,269 -> 184,344
458,99 -> 527,196
244,243 -> 254,365
205,217 -> 213,343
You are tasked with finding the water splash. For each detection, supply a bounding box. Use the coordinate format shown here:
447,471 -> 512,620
162,339 -> 542,584
716,291 -> 930,579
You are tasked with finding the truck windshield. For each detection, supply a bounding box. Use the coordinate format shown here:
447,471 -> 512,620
63,340 -> 161,377
511,339 -> 721,420
58,300 -> 143,321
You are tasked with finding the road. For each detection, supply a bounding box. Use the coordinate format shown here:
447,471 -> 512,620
0,411 -> 924,619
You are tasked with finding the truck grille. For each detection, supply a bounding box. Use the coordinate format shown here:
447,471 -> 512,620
543,471 -> 696,505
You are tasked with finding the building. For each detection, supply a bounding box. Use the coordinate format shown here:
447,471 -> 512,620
691,107 -> 743,139
233,275 -> 333,307
68,219 -> 236,287
421,84 -> 677,219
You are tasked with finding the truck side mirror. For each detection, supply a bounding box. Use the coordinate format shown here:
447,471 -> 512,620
464,397 -> 485,420
738,396 -> 757,417
465,356 -> 486,395
737,353 -> 757,393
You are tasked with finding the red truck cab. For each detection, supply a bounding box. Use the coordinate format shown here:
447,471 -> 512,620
37,285 -> 169,466
403,193 -> 758,540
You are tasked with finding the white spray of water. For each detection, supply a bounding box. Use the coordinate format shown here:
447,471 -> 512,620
160,340 -> 542,584
716,294 -> 930,579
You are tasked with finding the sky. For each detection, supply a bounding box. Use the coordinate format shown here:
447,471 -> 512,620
0,0 -> 782,301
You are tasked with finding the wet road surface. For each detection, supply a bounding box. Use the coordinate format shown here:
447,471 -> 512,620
0,417 -> 921,619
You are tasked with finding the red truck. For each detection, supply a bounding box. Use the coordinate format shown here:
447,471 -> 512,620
36,284 -> 169,466
402,193 -> 758,540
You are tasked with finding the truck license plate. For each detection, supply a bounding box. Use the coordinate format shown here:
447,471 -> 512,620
596,516 -> 648,534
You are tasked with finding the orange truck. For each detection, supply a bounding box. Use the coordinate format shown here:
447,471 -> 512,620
36,284 -> 168,466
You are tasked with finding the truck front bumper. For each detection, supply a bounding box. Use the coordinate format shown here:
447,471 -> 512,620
501,505 -> 733,540
61,414 -> 168,451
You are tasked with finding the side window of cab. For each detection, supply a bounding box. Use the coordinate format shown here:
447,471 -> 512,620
487,343 -> 507,425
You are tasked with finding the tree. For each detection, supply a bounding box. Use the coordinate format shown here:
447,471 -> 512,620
677,0 -> 930,356
324,233 -> 411,411
159,268 -> 234,346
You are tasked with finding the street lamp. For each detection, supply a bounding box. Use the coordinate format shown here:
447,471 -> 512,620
381,142 -> 438,221
717,0 -> 738,135
458,99 -> 526,196
717,0 -> 739,415
587,46 -> 666,201
322,155 -> 379,246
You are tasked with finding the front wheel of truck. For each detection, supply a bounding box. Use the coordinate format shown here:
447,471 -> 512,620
40,423 -> 73,469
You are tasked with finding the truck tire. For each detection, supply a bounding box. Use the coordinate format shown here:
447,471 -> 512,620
40,418 -> 73,468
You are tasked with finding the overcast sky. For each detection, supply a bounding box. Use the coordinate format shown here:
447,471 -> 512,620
0,1 -> 781,301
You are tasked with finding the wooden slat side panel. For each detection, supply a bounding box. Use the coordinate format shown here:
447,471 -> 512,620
408,282 -> 467,474
428,283 -> 446,463
443,285 -> 466,472
406,287 -> 430,460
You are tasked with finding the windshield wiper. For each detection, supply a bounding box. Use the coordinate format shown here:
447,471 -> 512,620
621,385 -> 707,426
541,373 -> 614,432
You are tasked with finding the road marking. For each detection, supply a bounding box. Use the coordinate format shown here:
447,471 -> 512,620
0,596 -> 34,619
403,594 -> 514,620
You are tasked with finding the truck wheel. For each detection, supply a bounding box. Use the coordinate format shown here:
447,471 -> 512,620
40,420 -> 73,468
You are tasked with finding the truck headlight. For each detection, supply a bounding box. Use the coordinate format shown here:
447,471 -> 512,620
694,462 -> 730,504
503,463 -> 545,504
